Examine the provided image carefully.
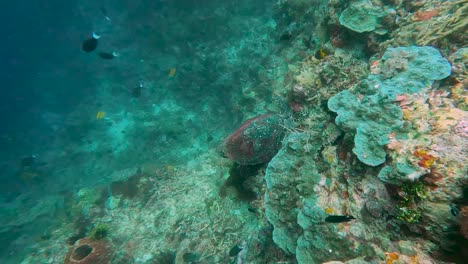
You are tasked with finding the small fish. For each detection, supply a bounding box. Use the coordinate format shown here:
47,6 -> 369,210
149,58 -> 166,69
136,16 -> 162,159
169,67 -> 177,77
166,165 -> 175,173
96,111 -> 106,119
325,215 -> 355,223
98,51 -> 119,60
229,244 -> 244,257
21,155 -> 37,167
81,32 -> 101,53
314,47 -> 327,60
247,207 -> 257,213
100,7 -> 111,22
450,204 -> 459,216
131,84 -> 143,98
280,32 -> 293,41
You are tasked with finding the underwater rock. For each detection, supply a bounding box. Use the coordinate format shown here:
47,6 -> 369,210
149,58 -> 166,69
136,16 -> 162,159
223,114 -> 286,165
421,201 -> 461,250
364,200 -> 384,218
64,237 -> 112,264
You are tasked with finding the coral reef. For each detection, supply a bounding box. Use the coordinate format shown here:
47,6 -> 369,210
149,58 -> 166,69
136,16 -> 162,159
5,1 -> 467,264
292,55 -> 368,103
385,0 -> 468,47
328,46 -> 451,167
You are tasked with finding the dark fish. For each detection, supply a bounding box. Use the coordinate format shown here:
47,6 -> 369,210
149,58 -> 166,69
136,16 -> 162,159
280,32 -> 293,41
247,207 -> 257,213
325,215 -> 355,223
450,204 -> 459,216
81,32 -> 100,53
21,155 -> 36,167
315,48 -> 327,60
229,245 -> 243,257
131,84 -> 143,98
98,51 -> 118,60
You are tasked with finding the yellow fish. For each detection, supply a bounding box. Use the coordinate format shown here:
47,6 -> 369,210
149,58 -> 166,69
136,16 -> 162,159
168,68 -> 176,77
96,111 -> 106,119
315,48 -> 327,60
167,165 -> 175,173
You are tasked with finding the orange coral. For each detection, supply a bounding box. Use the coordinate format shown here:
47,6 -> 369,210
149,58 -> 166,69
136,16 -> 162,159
413,149 -> 436,168
385,252 -> 400,264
